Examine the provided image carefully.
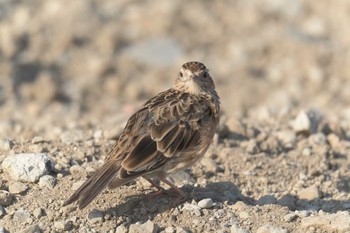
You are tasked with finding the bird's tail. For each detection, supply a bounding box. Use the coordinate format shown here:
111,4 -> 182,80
63,160 -> 120,209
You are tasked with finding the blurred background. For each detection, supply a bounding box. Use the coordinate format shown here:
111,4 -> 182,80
1,0 -> 350,139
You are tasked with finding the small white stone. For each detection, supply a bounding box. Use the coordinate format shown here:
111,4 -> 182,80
292,111 -> 310,133
198,198 -> 214,209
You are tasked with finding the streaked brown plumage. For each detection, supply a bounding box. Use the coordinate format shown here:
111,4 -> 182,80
63,61 -> 220,209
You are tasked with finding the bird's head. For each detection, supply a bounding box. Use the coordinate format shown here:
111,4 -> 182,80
175,61 -> 216,95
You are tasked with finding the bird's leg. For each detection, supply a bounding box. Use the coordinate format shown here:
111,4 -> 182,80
143,177 -> 167,198
159,177 -> 188,204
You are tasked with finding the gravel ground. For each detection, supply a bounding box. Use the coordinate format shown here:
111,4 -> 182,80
1,0 -> 350,232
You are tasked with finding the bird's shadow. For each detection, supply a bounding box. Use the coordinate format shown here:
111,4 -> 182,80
103,178 -> 350,228
104,181 -> 252,227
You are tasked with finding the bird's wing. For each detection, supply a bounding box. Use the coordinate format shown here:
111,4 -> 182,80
117,89 -> 210,178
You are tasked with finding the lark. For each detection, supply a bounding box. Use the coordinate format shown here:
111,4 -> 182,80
63,61 -> 220,209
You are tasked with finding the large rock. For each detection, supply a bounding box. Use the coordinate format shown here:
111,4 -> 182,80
2,153 -> 54,183
301,211 -> 350,232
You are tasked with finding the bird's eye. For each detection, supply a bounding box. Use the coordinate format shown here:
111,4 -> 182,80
179,72 -> 183,78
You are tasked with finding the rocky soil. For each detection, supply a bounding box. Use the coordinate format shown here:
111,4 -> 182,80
1,0 -> 350,232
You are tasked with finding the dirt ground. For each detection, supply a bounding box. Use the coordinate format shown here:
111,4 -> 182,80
0,0 -> 350,232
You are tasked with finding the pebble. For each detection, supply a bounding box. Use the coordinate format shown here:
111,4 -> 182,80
301,211 -> 350,232
0,204 -> 5,217
298,186 -> 320,200
183,203 -> 201,216
256,224 -> 288,233
283,212 -> 298,222
277,130 -> 296,146
292,111 -> 311,133
88,209 -> 104,224
309,133 -> 326,145
69,165 -> 85,176
17,224 -> 41,233
9,182 -> 28,194
0,190 -> 13,206
2,153 -> 54,182
54,220 -> 73,231
0,138 -> 13,150
14,209 -> 31,221
257,195 -> 277,205
116,225 -> 128,233
32,208 -> 43,219
302,148 -> 311,156
164,226 -> 175,233
38,175 -> 56,188
198,198 -> 214,209
129,220 -> 159,233
231,223 -> 251,233
246,139 -> 258,154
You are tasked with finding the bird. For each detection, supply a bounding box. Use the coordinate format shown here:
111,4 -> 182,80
63,61 -> 220,209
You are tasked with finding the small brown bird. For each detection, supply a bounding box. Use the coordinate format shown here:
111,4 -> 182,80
63,61 -> 220,209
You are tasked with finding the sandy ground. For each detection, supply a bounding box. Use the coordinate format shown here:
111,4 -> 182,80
0,0 -> 350,232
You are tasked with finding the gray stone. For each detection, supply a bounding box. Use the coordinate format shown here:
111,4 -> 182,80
2,153 -> 54,182
256,224 -> 288,233
0,204 -> 5,217
54,221 -> 72,231
14,209 -> 31,222
301,211 -> 350,232
298,186 -> 320,200
277,195 -> 296,210
38,175 -> 56,188
129,220 -> 159,233
257,195 -> 277,205
0,190 -> 13,206
198,198 -> 214,209
9,182 -> 28,194
18,224 -> 41,233
0,138 -> 13,150
176,227 -> 189,233
87,209 -> 104,224
309,133 -> 326,145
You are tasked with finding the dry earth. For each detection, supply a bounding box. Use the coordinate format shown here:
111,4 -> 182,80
0,0 -> 350,232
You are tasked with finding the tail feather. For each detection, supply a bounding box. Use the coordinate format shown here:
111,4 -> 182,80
63,160 -> 120,209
